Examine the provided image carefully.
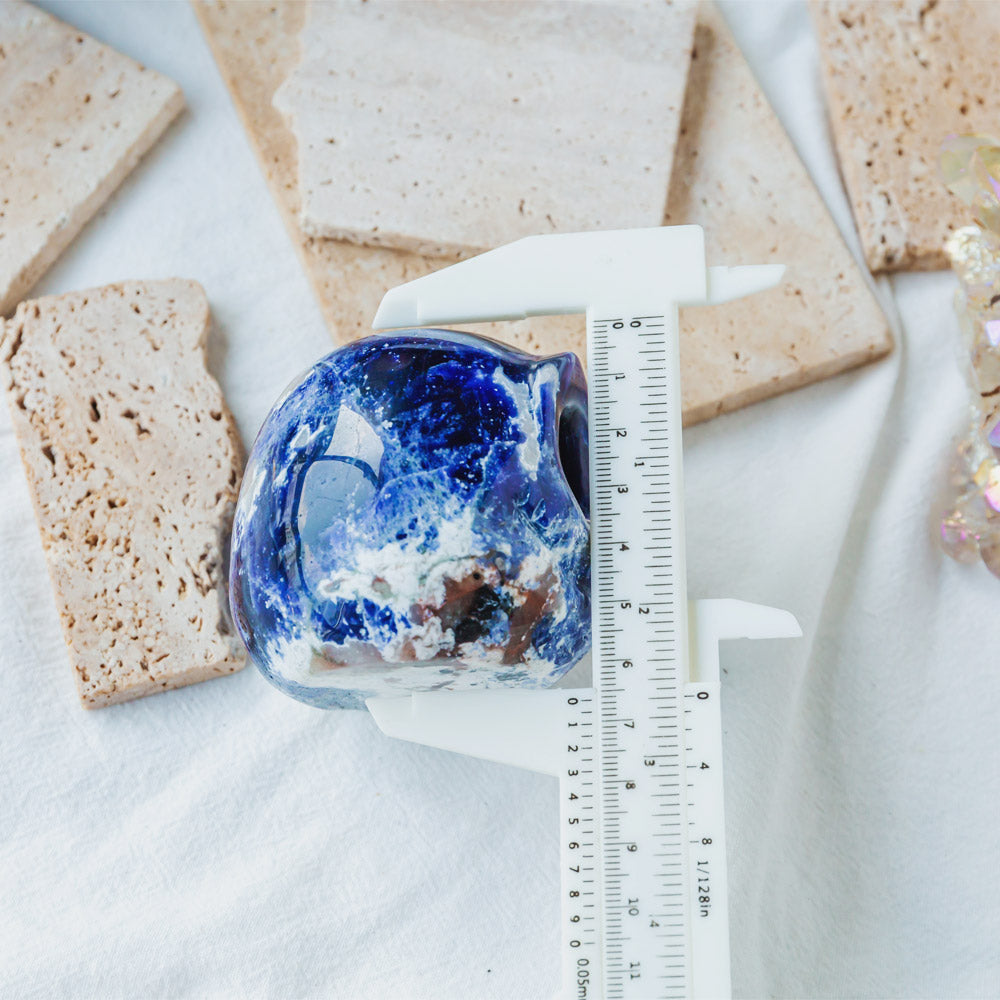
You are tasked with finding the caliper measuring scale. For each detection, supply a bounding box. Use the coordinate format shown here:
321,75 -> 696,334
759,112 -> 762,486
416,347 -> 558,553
367,226 -> 802,1000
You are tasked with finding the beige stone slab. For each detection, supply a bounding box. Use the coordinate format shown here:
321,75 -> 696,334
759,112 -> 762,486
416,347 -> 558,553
192,0 -> 587,366
813,0 -> 1000,273
0,2 -> 184,317
273,0 -> 697,257
665,5 -> 891,422
0,280 -> 246,708
193,0 -> 890,425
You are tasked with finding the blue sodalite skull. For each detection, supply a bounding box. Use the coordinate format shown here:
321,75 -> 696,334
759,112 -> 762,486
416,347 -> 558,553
230,330 -> 590,709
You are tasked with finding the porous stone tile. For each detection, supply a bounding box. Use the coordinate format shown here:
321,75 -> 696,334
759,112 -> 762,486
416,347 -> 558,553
665,5 -> 891,423
273,0 -> 697,257
0,280 -> 246,707
0,2 -> 183,316
813,0 -> 1000,272
194,0 -> 890,424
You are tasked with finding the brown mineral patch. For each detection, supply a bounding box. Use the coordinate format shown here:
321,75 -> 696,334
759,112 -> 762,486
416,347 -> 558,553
503,569 -> 560,666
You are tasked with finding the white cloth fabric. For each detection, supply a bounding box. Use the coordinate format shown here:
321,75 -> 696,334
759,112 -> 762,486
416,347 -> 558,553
2,2 -> 997,997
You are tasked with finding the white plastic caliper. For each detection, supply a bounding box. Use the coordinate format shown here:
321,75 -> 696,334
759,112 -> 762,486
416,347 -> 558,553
366,226 -> 801,1000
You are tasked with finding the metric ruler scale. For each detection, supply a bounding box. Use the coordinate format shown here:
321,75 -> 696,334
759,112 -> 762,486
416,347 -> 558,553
562,681 -> 727,1000
569,306 -> 694,1000
367,226 -> 799,1000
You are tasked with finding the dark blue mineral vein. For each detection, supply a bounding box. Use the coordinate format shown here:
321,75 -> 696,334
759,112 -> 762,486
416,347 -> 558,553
230,329 -> 591,710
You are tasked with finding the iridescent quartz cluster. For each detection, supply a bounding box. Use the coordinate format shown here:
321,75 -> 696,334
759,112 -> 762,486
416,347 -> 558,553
938,135 -> 1000,573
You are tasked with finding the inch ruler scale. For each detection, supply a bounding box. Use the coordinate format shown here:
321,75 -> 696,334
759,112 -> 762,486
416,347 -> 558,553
585,307 -> 694,999
367,227 -> 801,999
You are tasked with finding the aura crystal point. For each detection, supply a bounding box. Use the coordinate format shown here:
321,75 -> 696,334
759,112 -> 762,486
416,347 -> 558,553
230,330 -> 591,708
941,134 -> 1000,234
938,135 -> 1000,578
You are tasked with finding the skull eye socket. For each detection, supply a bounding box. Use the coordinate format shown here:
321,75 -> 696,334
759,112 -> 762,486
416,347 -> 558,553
557,401 -> 589,519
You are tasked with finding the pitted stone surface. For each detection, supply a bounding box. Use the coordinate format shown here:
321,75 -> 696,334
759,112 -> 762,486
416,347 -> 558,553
0,2 -> 183,315
1,280 -> 245,707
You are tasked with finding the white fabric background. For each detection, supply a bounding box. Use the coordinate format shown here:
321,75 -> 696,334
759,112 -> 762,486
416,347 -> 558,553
1,2 -> 998,997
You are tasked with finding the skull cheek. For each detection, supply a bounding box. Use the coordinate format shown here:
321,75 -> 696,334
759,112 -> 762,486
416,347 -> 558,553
231,330 -> 592,709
